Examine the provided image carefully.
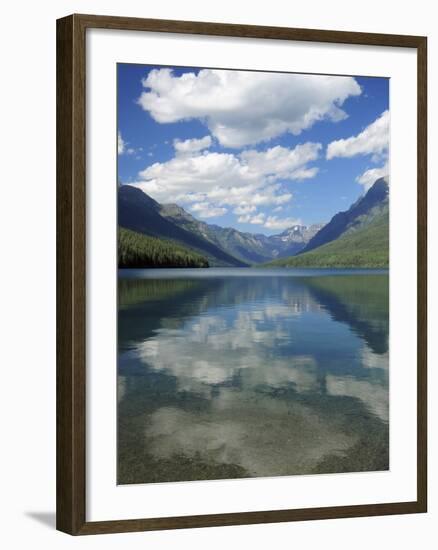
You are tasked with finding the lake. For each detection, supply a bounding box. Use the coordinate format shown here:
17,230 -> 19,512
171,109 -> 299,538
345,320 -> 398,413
117,268 -> 389,484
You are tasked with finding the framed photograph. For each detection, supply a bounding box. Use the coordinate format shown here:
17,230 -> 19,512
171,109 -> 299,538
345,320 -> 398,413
56,14 -> 427,535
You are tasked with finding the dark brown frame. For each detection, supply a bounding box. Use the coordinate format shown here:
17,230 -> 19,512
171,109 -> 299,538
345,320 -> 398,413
57,13 -> 427,535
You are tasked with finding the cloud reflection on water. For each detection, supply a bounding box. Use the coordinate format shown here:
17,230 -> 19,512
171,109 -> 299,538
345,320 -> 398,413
118,272 -> 389,482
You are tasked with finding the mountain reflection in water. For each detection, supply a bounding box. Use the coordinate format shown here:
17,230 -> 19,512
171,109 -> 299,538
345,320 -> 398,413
117,268 -> 389,484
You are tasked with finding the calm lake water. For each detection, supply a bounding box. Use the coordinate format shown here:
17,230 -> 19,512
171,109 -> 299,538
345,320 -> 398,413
117,268 -> 389,484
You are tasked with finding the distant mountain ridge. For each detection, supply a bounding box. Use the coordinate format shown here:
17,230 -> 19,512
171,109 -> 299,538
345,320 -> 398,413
160,202 -> 322,264
160,203 -> 271,264
265,177 -> 389,268
119,185 -> 323,266
119,179 -> 388,269
301,177 -> 389,254
268,224 -> 324,255
118,185 -> 247,267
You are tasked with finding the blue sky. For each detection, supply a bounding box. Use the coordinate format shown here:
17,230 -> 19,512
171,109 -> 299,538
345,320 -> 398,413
118,64 -> 389,235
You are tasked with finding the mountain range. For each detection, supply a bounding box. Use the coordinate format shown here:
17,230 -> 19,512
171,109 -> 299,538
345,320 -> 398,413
119,185 -> 323,266
118,177 -> 389,268
118,185 -> 245,267
301,177 -> 389,254
160,202 -> 323,264
266,177 -> 389,268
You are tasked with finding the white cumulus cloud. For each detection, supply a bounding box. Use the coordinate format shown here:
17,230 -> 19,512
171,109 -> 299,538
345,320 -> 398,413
118,131 -> 137,156
240,143 -> 321,180
131,142 -> 320,217
138,68 -> 361,148
326,111 -> 389,190
233,205 -> 257,215
237,212 -> 302,230
264,216 -> 302,230
190,202 -> 227,219
118,132 -> 125,154
326,110 -> 389,160
238,212 -> 266,225
174,135 -> 212,155
356,162 -> 389,190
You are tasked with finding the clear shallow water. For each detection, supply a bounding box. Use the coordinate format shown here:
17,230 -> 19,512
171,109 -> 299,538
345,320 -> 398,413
117,268 -> 389,484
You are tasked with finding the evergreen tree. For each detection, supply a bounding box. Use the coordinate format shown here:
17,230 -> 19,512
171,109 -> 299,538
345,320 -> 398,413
118,227 -> 209,268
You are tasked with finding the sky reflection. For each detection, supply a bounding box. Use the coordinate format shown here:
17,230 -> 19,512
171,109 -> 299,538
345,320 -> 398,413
118,271 -> 389,484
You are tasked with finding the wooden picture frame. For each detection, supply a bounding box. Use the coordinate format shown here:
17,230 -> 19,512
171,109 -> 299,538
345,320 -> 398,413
56,13 -> 427,535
